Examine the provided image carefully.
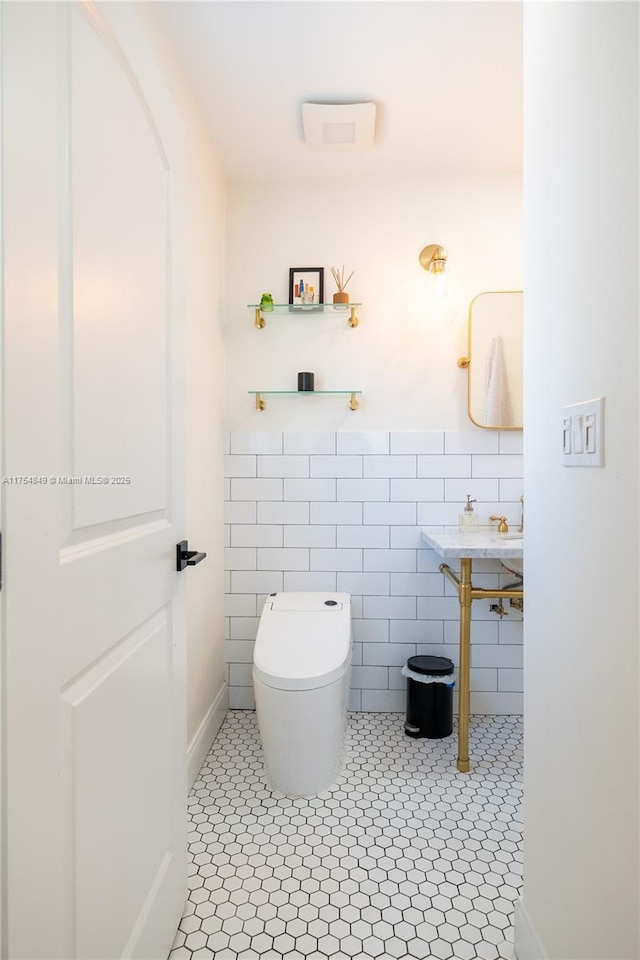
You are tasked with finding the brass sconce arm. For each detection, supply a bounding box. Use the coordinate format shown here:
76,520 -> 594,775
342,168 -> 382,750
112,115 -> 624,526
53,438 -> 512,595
419,244 -> 448,273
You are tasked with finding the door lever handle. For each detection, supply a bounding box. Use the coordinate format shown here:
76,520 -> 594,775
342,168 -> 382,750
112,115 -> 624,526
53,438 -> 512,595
176,540 -> 207,572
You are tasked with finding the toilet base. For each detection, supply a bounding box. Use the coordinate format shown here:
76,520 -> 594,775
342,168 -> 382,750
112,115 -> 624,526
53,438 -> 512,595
253,671 -> 348,797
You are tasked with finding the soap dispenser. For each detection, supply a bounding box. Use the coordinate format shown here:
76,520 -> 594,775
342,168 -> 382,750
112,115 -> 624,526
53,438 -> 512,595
459,495 -> 479,531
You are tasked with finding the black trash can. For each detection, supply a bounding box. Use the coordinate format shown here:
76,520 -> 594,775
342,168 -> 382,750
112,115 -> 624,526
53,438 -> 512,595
404,655 -> 455,739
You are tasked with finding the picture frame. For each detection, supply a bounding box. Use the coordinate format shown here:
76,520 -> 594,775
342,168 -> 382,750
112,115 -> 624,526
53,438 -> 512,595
289,267 -> 324,311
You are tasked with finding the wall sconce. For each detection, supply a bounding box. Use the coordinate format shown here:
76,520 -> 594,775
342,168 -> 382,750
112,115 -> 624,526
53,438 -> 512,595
419,243 -> 458,326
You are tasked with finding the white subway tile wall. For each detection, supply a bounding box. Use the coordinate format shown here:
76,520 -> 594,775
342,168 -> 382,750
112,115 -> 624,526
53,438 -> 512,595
225,431 -> 524,713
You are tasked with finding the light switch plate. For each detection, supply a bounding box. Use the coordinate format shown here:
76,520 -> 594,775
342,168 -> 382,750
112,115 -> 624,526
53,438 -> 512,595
562,397 -> 604,467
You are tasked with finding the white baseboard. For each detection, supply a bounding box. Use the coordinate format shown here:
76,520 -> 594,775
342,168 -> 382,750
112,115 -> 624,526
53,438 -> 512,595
187,682 -> 229,788
514,899 -> 548,960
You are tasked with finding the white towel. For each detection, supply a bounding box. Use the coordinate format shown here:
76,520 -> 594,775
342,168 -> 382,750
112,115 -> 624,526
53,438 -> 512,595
484,335 -> 514,426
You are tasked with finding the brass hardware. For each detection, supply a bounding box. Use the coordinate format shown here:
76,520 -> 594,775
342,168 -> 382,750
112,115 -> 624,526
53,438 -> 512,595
519,495 -> 524,533
419,243 -> 448,274
475,586 -> 523,599
458,558 -> 472,774
254,308 -> 265,329
349,392 -> 359,411
255,393 -> 265,411
439,563 -> 459,588
440,563 -> 523,603
490,601 -> 508,618
489,515 -> 509,534
348,306 -> 359,328
510,596 -> 524,613
439,559 -> 523,773
458,357 -> 470,369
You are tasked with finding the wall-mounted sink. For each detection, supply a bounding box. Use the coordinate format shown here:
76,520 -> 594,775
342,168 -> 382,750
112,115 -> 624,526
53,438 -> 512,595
420,526 -> 524,560
420,526 -> 524,774
500,537 -> 523,572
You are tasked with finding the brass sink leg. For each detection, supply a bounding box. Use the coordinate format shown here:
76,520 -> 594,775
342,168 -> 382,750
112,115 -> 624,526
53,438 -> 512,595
457,558 -> 472,773
440,556 -> 522,772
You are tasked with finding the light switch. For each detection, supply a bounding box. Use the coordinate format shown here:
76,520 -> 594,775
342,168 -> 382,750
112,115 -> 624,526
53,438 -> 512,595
572,415 -> 584,454
562,398 -> 604,467
584,413 -> 596,453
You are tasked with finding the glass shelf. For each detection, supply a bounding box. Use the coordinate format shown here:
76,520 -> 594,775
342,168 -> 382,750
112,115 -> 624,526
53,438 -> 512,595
248,390 -> 362,411
248,303 -> 361,328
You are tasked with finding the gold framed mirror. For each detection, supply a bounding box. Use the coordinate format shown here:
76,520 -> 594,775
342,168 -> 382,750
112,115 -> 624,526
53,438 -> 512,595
458,290 -> 523,430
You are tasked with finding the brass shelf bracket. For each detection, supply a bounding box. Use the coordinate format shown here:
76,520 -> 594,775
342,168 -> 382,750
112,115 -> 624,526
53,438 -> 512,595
349,392 -> 359,411
254,308 -> 266,329
255,392 -> 265,411
348,306 -> 359,328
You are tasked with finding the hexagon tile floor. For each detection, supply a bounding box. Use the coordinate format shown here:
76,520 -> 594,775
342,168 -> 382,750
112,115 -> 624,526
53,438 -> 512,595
169,711 -> 523,960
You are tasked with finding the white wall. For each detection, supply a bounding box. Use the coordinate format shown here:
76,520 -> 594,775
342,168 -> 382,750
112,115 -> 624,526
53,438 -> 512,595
224,428 -> 524,713
224,173 -> 523,716
225,175 -> 522,431
521,4 -> 639,958
139,7 -> 228,778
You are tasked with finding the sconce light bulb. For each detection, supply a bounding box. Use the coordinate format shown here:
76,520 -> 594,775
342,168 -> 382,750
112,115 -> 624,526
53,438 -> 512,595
424,266 -> 457,327
430,269 -> 448,296
419,244 -> 458,327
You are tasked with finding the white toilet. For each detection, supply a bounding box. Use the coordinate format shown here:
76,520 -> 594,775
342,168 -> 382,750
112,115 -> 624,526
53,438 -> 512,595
253,591 -> 351,797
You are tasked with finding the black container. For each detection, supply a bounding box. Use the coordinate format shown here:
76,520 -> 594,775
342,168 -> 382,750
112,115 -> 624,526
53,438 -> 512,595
404,655 -> 454,739
297,371 -> 315,391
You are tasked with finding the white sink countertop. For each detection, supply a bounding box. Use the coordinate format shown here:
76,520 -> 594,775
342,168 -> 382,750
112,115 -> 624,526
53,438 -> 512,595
421,526 -> 524,559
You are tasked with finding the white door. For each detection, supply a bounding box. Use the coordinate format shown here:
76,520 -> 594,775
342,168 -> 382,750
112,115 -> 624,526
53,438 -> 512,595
2,3 -> 189,957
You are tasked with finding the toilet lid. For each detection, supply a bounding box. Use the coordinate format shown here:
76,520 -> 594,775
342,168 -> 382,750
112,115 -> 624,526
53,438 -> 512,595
253,593 -> 351,691
268,592 -> 350,612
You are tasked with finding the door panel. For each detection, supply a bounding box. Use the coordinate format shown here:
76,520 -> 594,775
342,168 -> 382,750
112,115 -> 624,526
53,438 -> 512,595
2,4 -> 187,957
71,11 -> 169,528
64,608 -> 173,959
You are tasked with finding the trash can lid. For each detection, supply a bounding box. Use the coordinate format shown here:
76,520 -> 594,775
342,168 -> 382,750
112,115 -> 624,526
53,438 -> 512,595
407,655 -> 454,677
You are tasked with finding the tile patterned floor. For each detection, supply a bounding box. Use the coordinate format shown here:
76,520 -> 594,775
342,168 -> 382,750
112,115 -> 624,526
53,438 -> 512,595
169,711 -> 523,960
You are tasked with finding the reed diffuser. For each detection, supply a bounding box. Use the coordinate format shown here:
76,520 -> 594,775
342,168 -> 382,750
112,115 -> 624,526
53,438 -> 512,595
330,265 -> 354,310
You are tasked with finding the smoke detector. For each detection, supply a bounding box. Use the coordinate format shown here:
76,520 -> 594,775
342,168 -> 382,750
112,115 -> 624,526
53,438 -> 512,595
301,102 -> 376,152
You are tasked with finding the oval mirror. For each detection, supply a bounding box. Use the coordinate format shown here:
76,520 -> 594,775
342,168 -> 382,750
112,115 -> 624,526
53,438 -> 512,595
459,290 -> 523,430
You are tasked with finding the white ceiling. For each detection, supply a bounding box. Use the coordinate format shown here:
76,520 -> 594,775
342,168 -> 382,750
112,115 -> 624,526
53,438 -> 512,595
158,1 -> 522,181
